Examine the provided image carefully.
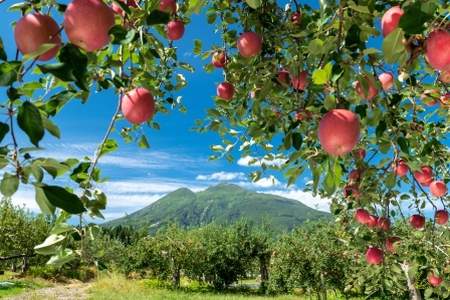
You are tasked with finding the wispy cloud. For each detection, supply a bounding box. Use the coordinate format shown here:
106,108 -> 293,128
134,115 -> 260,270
261,188 -> 331,212
196,171 -> 246,181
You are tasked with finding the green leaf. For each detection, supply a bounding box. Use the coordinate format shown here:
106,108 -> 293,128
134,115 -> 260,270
43,117 -> 61,139
23,43 -> 58,62
47,249 -> 76,267
17,101 -> 45,146
193,39 -> 202,55
292,133 -> 302,151
138,135 -> 150,149
0,37 -> 7,61
245,0 -> 261,9
38,44 -> 88,90
34,234 -> 65,255
312,62 -> 333,85
146,10 -> 170,25
385,172 -> 397,189
99,139 -> 118,157
35,185 -> 56,215
188,0 -> 206,14
399,2 -> 435,35
41,185 -> 86,214
0,61 -> 21,86
382,28 -> 408,65
397,137 -> 410,154
0,173 -> 19,197
0,122 -> 9,143
109,25 -> 136,45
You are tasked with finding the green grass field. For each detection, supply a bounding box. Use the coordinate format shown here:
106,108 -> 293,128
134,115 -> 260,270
0,272 -> 49,298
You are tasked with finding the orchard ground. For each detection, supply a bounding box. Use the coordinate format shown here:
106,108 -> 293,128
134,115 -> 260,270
1,272 -> 364,300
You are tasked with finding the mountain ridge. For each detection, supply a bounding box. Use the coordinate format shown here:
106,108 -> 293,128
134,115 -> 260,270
104,183 -> 329,232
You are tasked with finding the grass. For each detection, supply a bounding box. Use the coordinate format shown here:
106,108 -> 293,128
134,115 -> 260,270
0,272 -> 50,298
87,273 -> 352,300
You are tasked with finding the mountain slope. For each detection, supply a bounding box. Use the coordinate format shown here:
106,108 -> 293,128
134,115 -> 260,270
105,184 -> 329,232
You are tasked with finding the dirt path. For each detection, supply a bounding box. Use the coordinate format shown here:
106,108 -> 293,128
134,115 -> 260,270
8,282 -> 92,300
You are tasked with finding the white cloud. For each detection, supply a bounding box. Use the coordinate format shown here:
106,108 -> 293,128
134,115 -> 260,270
237,155 -> 287,168
196,171 -> 246,181
261,188 -> 331,212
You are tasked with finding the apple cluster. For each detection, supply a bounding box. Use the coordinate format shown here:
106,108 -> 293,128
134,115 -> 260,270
13,0 -> 187,126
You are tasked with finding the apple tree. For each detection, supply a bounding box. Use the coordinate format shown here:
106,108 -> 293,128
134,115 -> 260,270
196,0 -> 450,298
0,0 -> 200,266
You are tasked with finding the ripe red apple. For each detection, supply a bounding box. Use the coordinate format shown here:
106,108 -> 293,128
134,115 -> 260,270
355,208 -> 371,225
367,214 -> 378,228
14,13 -> 61,61
112,0 -> 138,15
318,109 -> 360,156
354,77 -> 378,100
381,6 -> 404,37
435,210 -> 449,225
378,72 -> 394,91
237,32 -> 262,58
291,11 -> 301,25
349,169 -> 361,182
354,148 -> 366,160
425,29 -> 450,71
217,82 -> 234,101
414,166 -> 434,186
291,71 -> 309,91
410,214 -> 425,230
377,217 -> 390,231
393,160 -> 409,177
277,69 -> 290,86
441,93 -> 450,106
385,236 -> 400,253
365,247 -> 383,265
428,273 -> 443,287
430,180 -> 448,197
121,87 -> 155,124
212,51 -> 227,68
159,0 -> 176,14
64,0 -> 115,52
166,20 -> 185,41
343,184 -> 360,199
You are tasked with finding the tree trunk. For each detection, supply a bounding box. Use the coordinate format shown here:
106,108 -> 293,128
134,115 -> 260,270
172,266 -> 180,289
259,255 -> 269,293
400,261 -> 422,300
21,256 -> 29,274
11,262 -> 16,273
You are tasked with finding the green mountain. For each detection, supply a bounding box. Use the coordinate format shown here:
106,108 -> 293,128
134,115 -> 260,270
104,184 -> 329,232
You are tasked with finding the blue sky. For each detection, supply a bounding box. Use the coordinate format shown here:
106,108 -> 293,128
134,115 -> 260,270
3,1 -> 332,221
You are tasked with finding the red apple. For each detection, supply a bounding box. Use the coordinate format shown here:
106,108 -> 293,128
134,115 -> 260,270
343,184 -> 360,199
435,210 -> 449,225
121,87 -> 155,125
355,208 -> 371,225
430,180 -> 448,197
367,215 -> 378,228
159,0 -> 176,14
365,247 -> 383,265
354,77 -> 378,100
393,160 -> 409,177
217,82 -> 234,101
318,109 -> 360,156
237,32 -> 262,58
378,72 -> 394,91
385,236 -> 400,253
381,6 -> 404,37
354,148 -> 366,160
377,217 -> 390,231
425,29 -> 450,71
14,13 -> 61,61
64,0 -> 115,52
441,93 -> 450,106
414,166 -> 434,186
291,11 -> 301,25
212,51 -> 227,68
410,214 -> 425,230
112,0 -> 138,15
295,109 -> 312,121
277,69 -> 290,86
349,169 -> 361,182
166,20 -> 185,41
428,273 -> 443,287
291,70 -> 309,91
